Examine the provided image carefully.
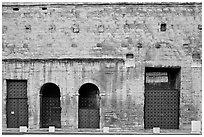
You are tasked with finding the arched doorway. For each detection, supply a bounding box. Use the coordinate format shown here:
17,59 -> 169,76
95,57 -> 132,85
40,83 -> 61,128
78,83 -> 100,128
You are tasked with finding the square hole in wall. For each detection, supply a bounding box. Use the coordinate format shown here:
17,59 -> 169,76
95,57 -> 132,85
160,23 -> 167,31
42,7 -> 47,10
13,7 -> 19,11
126,53 -> 134,59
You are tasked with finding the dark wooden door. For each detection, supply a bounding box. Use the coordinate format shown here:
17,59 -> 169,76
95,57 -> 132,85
144,69 -> 180,129
144,89 -> 179,129
6,80 -> 28,128
41,97 -> 61,128
78,97 -> 99,128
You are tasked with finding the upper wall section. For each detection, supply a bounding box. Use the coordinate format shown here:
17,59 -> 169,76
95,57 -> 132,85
2,2 -> 202,61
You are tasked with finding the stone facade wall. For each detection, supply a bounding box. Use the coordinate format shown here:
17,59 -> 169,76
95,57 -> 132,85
2,2 -> 202,131
191,62 -> 202,122
2,59 -> 128,129
2,3 -> 202,59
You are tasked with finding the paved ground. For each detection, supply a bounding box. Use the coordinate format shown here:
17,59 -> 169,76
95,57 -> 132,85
2,129 -> 202,135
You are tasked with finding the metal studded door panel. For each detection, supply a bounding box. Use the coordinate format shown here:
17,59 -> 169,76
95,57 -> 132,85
42,97 -> 61,128
79,97 -> 98,109
7,80 -> 27,98
6,99 -> 19,128
42,97 -> 49,128
18,99 -> 28,126
6,80 -> 28,128
89,109 -> 99,128
78,109 -> 99,128
144,89 -> 179,129
78,109 -> 90,128
79,97 -> 99,128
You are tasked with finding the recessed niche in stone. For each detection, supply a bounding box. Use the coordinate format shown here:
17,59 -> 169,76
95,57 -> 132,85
2,25 -> 7,34
96,43 -> 103,47
25,25 -> 31,32
122,13 -> 126,17
72,24 -> 79,33
124,23 -> 129,29
198,24 -> 202,30
126,37 -> 133,44
23,43 -> 28,48
183,44 -> 189,48
160,23 -> 166,31
192,51 -> 201,59
155,43 -> 161,49
71,43 -> 77,47
49,24 -> 56,32
13,7 -> 19,11
125,53 -> 134,67
121,42 -> 128,47
98,25 -> 104,33
137,43 -> 142,48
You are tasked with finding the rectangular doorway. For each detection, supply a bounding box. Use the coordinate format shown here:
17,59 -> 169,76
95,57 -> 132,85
6,80 -> 28,128
144,67 -> 180,129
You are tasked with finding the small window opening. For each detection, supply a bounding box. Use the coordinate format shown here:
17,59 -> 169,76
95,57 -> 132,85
126,53 -> 134,59
42,7 -> 47,10
13,7 -> 19,11
160,23 -> 166,31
